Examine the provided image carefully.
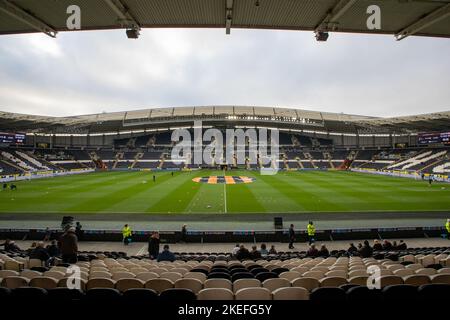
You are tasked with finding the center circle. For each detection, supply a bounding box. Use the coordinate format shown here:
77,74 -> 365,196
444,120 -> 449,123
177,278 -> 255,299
192,176 -> 255,184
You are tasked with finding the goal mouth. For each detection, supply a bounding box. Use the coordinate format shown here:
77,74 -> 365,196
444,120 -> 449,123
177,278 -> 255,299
192,176 -> 256,184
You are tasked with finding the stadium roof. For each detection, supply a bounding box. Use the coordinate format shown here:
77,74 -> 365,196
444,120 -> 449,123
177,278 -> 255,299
0,106 -> 449,135
0,0 -> 449,40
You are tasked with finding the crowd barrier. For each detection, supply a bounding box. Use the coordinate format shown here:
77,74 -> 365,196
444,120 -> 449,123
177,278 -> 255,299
351,168 -> 450,183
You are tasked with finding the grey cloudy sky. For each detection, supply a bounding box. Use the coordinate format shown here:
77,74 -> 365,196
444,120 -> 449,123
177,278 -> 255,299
0,28 -> 449,118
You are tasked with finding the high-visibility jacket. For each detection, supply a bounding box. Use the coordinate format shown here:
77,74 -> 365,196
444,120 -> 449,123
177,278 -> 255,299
122,226 -> 132,239
307,224 -> 315,236
446,221 -> 450,232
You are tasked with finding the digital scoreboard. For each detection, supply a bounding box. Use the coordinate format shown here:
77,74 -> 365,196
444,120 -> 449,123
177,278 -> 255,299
418,132 -> 450,145
0,132 -> 26,144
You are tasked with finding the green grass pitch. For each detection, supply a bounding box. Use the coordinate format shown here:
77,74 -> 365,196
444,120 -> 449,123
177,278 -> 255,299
0,170 -> 449,214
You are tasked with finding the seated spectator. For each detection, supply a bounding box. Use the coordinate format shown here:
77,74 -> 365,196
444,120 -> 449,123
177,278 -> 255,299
250,245 -> 261,260
0,239 -> 21,252
373,240 -> 383,251
347,243 -> 358,255
318,244 -> 329,257
396,240 -> 407,250
46,240 -> 60,257
306,244 -> 319,257
27,242 -> 37,254
382,240 -> 393,250
359,240 -> 373,258
232,244 -> 240,257
157,245 -> 176,262
269,245 -> 277,255
29,241 -> 50,263
260,243 -> 268,257
236,244 -> 251,260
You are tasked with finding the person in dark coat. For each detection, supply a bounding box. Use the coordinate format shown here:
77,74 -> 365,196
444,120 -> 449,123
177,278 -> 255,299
180,224 -> 187,243
58,227 -> 78,264
148,232 -> 160,259
359,240 -> 373,258
288,224 -> 296,249
382,240 -> 393,250
157,245 -> 176,262
396,240 -> 407,250
75,222 -> 84,241
306,244 -> 319,257
236,245 -> 251,260
250,245 -> 262,260
347,243 -> 358,256
29,241 -> 50,263
318,244 -> 329,257
46,240 -> 60,257
373,240 -> 383,251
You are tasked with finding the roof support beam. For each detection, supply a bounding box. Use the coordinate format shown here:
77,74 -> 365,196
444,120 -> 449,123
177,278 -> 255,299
103,0 -> 140,29
395,3 -> 450,40
0,0 -> 57,37
316,0 -> 357,31
225,0 -> 233,35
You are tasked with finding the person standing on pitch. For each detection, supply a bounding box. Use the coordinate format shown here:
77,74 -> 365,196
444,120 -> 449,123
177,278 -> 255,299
307,221 -> 316,245
288,224 -> 295,249
122,224 -> 132,245
153,175 -> 156,182
446,219 -> 450,240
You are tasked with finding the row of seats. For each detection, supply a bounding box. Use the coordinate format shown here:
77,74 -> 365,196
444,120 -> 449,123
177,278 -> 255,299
1,284 -> 450,301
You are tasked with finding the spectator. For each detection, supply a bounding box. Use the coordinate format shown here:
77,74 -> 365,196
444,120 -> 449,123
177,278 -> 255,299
58,227 -> 78,264
236,245 -> 251,260
250,245 -> 261,260
318,244 -> 329,257
29,241 -> 50,264
46,240 -> 60,257
373,240 -> 383,251
122,224 -> 132,246
43,227 -> 52,242
347,243 -> 358,255
157,244 -> 175,262
396,240 -> 407,250
382,240 -> 393,250
288,224 -> 296,249
180,224 -> 187,243
232,244 -> 240,256
269,245 -> 277,255
359,240 -> 373,258
260,244 -> 268,257
27,242 -> 37,254
148,232 -> 160,259
0,239 -> 21,252
307,244 -> 319,257
75,222 -> 84,241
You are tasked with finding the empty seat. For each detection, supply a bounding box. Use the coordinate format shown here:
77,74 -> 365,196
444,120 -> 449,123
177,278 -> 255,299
1,276 -> 29,289
403,275 -> 431,286
204,278 -> 233,291
310,287 -> 346,302
86,278 -> 116,290
255,272 -> 278,282
11,287 -> 48,300
174,278 -> 203,294
198,288 -> 234,300
57,277 -> 87,291
115,278 -> 144,292
279,271 -> 301,282
29,276 -> 58,289
207,272 -> 231,280
85,288 -> 122,301
262,278 -> 291,292
183,272 -> 207,283
231,272 -> 255,282
379,276 -> 404,288
47,288 -> 84,301
430,274 -> 450,285
135,272 -> 159,282
291,277 -> 320,292
272,287 -> 309,300
346,286 -> 382,301
122,288 -> 158,302
233,278 -> 261,294
144,278 -> 174,293
382,284 -> 418,300
235,287 -> 272,300
159,288 -> 197,301
319,277 -> 348,287
417,284 -> 450,300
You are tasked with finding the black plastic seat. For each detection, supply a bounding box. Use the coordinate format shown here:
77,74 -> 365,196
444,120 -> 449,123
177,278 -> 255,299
207,272 -> 231,280
271,267 -> 290,275
0,287 -> 11,298
417,284 -> 450,301
346,286 -> 382,301
250,268 -> 269,276
246,264 -> 262,271
231,272 -> 255,282
310,287 -> 347,302
11,287 -> 48,300
123,288 -> 158,302
255,272 -> 278,282
228,265 -> 245,270
382,285 -> 418,301
190,268 -> 209,275
339,284 -> 360,292
85,288 -> 122,301
229,268 -> 248,275
30,266 -> 49,273
47,288 -> 84,301
159,288 -> 197,301
210,267 -> 229,274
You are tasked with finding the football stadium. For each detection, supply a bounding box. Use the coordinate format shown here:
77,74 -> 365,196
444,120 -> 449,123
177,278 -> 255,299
0,0 -> 450,313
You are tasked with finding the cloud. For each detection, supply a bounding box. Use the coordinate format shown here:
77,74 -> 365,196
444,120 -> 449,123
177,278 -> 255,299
0,28 -> 449,118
